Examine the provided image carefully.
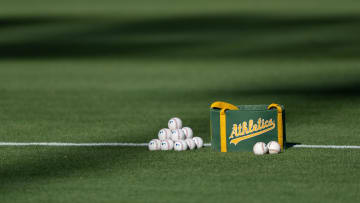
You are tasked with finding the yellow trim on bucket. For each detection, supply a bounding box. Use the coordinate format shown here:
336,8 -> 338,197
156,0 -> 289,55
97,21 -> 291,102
267,103 -> 284,151
220,109 -> 227,152
210,101 -> 239,111
210,101 -> 239,152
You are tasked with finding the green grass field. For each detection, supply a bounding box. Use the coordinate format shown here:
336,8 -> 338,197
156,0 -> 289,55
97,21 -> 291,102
1,0 -> 360,202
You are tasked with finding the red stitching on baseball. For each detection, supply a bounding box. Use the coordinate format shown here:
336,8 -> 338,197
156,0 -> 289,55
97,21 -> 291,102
165,140 -> 169,150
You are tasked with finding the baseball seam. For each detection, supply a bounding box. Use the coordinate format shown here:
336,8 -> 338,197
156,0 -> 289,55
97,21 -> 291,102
268,142 -> 273,149
166,129 -> 171,139
174,118 -> 178,129
269,149 -> 278,153
165,140 -> 170,150
194,138 -> 198,148
179,142 -> 183,151
185,140 -> 191,149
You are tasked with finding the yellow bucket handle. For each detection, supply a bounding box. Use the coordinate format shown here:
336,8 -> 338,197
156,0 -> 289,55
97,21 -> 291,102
267,103 -> 284,151
210,101 -> 238,152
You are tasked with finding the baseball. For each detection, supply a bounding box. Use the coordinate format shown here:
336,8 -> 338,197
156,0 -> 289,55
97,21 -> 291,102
168,117 -> 182,130
253,142 -> 268,155
267,141 -> 281,154
192,137 -> 203,148
160,139 -> 174,150
174,140 -> 188,151
148,139 -> 161,151
184,138 -> 196,150
182,127 -> 193,139
158,128 -> 171,140
170,129 -> 185,141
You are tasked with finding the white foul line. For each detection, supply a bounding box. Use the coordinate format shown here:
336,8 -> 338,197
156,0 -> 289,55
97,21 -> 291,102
0,142 -> 360,149
0,142 -> 148,147
292,144 -> 360,149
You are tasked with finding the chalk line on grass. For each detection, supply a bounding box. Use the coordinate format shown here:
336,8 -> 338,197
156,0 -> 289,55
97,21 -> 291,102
0,142 -> 360,149
0,142 -> 148,147
292,145 -> 360,149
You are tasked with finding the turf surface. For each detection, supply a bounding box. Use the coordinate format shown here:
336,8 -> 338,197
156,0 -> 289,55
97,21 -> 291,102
1,0 -> 360,202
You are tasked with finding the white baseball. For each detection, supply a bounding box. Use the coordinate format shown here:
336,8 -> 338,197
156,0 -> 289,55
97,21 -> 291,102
158,128 -> 171,140
174,140 -> 188,151
253,142 -> 268,155
160,139 -> 174,150
185,138 -> 196,150
267,141 -> 281,154
168,117 -> 182,130
192,137 -> 203,148
170,129 -> 185,141
148,139 -> 161,151
182,127 -> 193,139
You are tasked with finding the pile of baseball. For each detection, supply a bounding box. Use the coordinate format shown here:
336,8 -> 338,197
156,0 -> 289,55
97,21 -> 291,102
253,141 -> 281,155
148,117 -> 203,151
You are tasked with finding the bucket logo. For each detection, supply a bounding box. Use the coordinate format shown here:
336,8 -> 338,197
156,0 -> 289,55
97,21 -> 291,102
229,118 -> 275,145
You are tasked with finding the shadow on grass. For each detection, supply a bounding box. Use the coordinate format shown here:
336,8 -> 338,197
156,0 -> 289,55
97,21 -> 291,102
286,142 -> 302,148
0,146 -> 151,193
0,16 -> 74,29
0,14 -> 360,59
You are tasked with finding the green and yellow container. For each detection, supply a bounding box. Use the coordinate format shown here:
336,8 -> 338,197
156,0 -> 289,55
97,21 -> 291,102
210,101 -> 286,152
